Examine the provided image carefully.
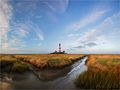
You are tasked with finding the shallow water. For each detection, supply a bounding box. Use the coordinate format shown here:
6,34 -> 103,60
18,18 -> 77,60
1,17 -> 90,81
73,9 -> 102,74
0,57 -> 88,90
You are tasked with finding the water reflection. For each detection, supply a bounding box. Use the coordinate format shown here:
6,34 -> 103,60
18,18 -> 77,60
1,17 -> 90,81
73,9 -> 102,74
11,73 -> 31,81
37,66 -> 71,81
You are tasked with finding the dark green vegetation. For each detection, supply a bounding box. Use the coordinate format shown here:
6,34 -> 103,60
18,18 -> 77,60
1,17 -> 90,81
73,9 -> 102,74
0,60 -> 29,73
0,55 -> 29,73
11,61 -> 29,73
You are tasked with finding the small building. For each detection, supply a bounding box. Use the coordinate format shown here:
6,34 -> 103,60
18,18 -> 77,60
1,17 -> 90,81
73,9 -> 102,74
51,44 -> 66,54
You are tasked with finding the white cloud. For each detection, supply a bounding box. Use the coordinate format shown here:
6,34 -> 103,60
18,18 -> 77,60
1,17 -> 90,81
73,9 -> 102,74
66,12 -> 120,53
13,0 -> 69,23
0,0 -> 12,50
0,17 -> 44,54
10,35 -> 26,48
9,22 -> 44,50
26,21 -> 44,41
65,9 -> 107,32
43,0 -> 69,13
37,33 -> 44,40
11,23 -> 29,38
0,0 -> 44,53
67,33 -> 79,37
76,29 -> 98,43
66,29 -> 102,50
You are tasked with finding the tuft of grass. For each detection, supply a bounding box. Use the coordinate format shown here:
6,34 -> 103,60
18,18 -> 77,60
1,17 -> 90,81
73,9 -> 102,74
46,57 -> 73,68
47,57 -> 61,67
0,55 -> 30,73
75,67 -> 120,89
112,58 -> 120,62
12,61 -> 29,73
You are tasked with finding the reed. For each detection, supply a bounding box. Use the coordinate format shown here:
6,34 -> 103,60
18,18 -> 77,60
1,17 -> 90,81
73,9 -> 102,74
75,66 -> 120,89
75,54 -> 120,89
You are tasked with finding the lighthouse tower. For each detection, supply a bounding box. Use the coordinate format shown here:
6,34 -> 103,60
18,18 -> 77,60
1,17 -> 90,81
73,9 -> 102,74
59,43 -> 61,53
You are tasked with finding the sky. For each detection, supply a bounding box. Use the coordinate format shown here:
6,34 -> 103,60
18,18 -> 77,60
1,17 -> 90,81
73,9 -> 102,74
0,0 -> 120,54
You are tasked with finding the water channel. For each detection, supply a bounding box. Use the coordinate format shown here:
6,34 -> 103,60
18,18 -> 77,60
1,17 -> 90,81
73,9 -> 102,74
0,56 -> 88,90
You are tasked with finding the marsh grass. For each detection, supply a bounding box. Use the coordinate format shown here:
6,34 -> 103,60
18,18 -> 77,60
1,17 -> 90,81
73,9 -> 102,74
0,60 -> 29,73
15,54 -> 83,69
46,57 -> 73,68
112,58 -> 120,62
12,61 -> 29,73
75,66 -> 120,89
0,55 -> 29,73
95,58 -> 120,65
75,54 -> 120,89
0,54 -> 83,70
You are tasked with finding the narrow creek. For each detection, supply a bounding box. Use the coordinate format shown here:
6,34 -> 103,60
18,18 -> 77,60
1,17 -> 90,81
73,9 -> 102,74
0,56 -> 88,90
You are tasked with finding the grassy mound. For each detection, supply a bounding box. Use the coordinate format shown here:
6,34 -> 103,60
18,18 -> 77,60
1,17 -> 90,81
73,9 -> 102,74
12,61 -> 29,73
0,55 -> 29,73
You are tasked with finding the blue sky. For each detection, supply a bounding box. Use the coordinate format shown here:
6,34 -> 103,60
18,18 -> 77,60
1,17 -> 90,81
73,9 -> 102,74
0,0 -> 120,54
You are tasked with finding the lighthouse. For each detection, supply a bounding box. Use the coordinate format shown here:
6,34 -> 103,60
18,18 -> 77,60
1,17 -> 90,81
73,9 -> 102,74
59,43 -> 61,53
51,43 -> 66,54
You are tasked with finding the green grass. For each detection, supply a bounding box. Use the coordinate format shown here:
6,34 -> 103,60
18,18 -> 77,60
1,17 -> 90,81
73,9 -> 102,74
47,57 -> 61,67
0,60 -> 29,73
94,58 -> 120,66
97,60 -> 107,65
12,61 -> 29,73
112,58 -> 120,62
95,58 -> 109,65
75,67 -> 120,89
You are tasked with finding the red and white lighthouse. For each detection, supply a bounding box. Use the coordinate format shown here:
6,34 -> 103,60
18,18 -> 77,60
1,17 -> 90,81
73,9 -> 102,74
59,43 -> 61,53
